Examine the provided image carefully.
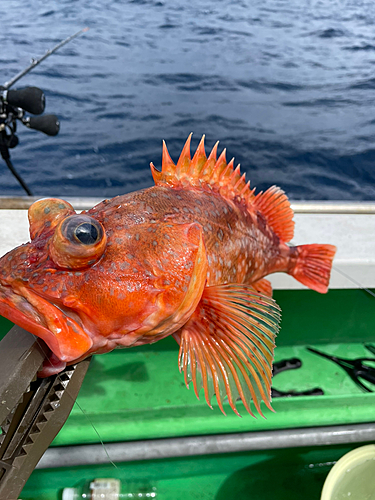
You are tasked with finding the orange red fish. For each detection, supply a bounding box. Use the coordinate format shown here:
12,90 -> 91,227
0,135 -> 336,416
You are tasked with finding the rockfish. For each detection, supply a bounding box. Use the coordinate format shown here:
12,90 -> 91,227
0,136 -> 336,416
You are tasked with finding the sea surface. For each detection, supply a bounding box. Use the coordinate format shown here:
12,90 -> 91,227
2,0 -> 375,200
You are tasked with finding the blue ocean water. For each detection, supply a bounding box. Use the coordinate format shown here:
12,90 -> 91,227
1,0 -> 375,200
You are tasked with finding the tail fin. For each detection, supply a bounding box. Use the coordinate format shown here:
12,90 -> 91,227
289,244 -> 336,293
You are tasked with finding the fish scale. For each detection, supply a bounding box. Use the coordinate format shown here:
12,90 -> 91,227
89,185 -> 279,287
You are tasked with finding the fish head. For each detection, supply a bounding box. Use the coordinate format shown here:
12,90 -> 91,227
0,197 -> 207,366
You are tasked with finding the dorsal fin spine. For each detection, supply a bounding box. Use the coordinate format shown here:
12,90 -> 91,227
208,141 -> 219,162
189,135 -> 207,177
211,149 -> 227,183
176,133 -> 192,176
220,158 -> 234,182
150,162 -> 161,184
201,141 -> 218,179
234,172 -> 246,190
160,141 -> 177,185
230,165 -> 241,186
162,140 -> 175,172
241,180 -> 251,196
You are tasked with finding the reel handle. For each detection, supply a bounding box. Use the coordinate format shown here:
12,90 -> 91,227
23,115 -> 60,136
1,87 -> 45,115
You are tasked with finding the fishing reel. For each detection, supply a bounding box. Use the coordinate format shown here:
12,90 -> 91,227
0,85 -> 60,143
0,86 -> 60,195
0,28 -> 88,195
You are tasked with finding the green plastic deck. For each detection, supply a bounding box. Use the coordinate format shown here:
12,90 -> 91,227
1,288 -> 374,499
1,288 -> 374,447
48,340 -> 374,446
53,288 -> 375,444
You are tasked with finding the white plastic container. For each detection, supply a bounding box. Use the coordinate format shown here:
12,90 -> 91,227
62,478 -> 157,499
321,444 -> 375,500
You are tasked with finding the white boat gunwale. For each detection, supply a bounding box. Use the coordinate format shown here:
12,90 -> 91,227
0,197 -> 374,290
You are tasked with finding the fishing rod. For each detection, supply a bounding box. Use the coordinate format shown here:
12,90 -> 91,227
0,28 -> 89,196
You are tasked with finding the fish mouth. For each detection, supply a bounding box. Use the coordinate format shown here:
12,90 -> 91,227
0,281 -> 93,362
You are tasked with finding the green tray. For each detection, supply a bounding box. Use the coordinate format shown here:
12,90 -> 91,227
39,288 -> 375,444
0,288 -> 374,446
1,288 -> 374,499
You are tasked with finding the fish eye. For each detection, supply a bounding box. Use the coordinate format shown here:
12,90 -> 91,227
62,217 -> 103,246
50,215 -> 107,269
74,223 -> 99,245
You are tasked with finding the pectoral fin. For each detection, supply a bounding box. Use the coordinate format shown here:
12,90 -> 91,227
174,284 -> 281,417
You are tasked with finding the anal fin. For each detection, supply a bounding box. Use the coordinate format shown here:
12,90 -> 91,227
252,278 -> 273,297
174,284 -> 281,417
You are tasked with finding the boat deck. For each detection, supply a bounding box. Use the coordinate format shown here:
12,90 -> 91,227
0,199 -> 374,499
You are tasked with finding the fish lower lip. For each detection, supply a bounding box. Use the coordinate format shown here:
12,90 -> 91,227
0,282 -> 91,361
0,282 -> 47,327
0,282 -> 80,329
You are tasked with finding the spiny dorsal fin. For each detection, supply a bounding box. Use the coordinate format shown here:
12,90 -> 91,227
150,134 -> 256,204
150,135 -> 294,242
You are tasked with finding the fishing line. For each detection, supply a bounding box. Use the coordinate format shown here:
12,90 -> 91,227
32,336 -> 118,469
73,397 -> 118,469
332,266 -> 375,299
289,238 -> 375,300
